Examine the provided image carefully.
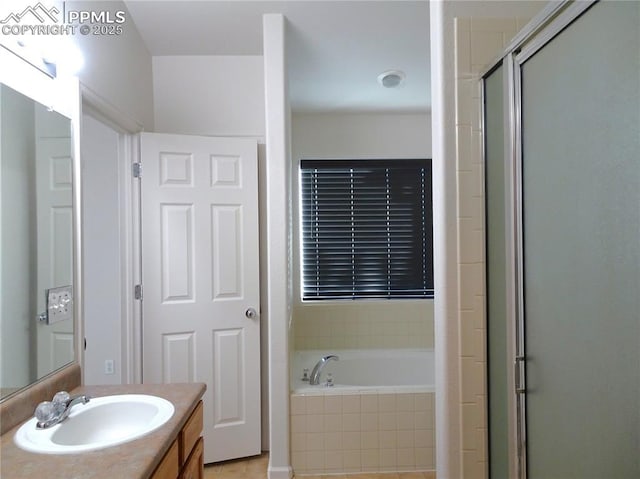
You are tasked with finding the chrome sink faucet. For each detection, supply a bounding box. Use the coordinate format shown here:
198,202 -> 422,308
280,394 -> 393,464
34,391 -> 91,429
309,355 -> 339,385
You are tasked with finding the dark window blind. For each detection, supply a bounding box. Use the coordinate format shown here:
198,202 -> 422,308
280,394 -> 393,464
300,159 -> 433,300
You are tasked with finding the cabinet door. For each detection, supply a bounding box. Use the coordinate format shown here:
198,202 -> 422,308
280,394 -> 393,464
182,438 -> 203,479
181,401 -> 203,464
151,441 -> 179,479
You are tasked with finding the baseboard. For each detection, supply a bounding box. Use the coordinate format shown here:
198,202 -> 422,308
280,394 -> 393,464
268,465 -> 293,479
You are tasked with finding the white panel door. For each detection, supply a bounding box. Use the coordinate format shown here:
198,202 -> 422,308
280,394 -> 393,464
36,136 -> 74,376
140,133 -> 260,463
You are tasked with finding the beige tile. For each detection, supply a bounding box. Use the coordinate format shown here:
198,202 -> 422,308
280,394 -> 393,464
360,450 -> 379,471
342,394 -> 361,413
307,432 -> 324,451
292,432 -> 306,452
342,431 -> 361,450
343,412 -> 362,432
324,396 -> 343,414
396,394 -> 414,412
306,450 -> 325,471
324,413 -> 343,432
324,431 -> 343,451
397,411 -> 414,431
361,394 -> 378,413
379,412 -> 397,431
397,430 -> 415,449
361,412 -> 378,432
325,450 -> 344,471
343,450 -> 362,471
361,430 -> 379,450
307,396 -> 325,415
291,395 -> 307,415
307,413 -> 324,433
379,448 -> 398,469
379,430 -> 397,449
397,448 -> 415,468
378,394 -> 397,412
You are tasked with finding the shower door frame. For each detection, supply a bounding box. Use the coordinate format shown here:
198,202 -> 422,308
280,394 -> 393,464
482,1 -> 599,478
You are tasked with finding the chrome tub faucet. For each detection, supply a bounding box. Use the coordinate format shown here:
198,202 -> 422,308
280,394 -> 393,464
309,355 -> 339,385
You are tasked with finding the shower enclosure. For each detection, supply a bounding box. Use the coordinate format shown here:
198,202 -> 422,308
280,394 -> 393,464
484,1 -> 640,478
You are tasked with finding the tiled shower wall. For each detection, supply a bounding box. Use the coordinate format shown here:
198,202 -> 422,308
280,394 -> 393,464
454,17 -> 531,479
290,391 -> 435,475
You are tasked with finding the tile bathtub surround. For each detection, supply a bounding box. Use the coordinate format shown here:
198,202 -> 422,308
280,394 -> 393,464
290,392 -> 435,475
0,363 -> 81,435
293,302 -> 434,350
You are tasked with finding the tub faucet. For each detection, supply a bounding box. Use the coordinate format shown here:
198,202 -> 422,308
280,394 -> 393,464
309,355 -> 339,385
34,391 -> 91,429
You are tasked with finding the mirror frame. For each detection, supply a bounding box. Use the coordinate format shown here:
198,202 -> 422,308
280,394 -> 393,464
0,46 -> 82,402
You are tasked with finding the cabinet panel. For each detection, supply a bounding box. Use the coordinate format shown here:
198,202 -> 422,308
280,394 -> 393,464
151,440 -> 179,479
181,401 -> 203,464
182,437 -> 203,479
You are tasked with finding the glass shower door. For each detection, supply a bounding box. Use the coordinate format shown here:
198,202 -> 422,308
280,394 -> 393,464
519,1 -> 640,477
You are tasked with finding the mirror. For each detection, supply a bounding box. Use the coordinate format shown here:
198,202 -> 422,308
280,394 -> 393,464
0,83 -> 75,400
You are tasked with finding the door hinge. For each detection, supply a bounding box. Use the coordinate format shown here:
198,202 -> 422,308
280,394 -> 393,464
133,162 -> 142,178
134,284 -> 143,300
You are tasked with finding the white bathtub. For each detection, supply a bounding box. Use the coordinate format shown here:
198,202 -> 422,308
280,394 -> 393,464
291,349 -> 434,393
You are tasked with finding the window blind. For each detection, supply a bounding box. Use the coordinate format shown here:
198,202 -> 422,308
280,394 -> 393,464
300,159 -> 433,300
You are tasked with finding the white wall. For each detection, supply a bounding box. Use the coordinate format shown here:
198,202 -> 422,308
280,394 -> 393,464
69,0 -> 154,128
153,56 -> 265,137
292,112 -> 431,158
81,113 -> 123,385
263,14 -> 292,479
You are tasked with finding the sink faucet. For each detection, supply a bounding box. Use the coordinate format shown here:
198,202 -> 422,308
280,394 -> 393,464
35,391 -> 91,429
309,355 -> 339,385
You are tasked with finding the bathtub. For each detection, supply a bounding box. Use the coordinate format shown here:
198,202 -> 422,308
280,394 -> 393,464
291,349 -> 435,393
290,349 -> 435,475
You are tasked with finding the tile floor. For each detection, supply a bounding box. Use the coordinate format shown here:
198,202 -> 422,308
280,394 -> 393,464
204,453 -> 436,479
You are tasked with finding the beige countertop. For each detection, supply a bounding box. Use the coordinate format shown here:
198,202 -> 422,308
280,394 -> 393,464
0,383 -> 206,479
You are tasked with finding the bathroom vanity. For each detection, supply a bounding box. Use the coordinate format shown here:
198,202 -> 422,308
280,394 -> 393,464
0,379 -> 206,479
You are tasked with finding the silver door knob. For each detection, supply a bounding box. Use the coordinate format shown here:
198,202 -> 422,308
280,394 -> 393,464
245,308 -> 257,319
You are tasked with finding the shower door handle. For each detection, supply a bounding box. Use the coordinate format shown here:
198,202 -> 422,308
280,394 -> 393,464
245,307 -> 258,319
515,355 -> 526,394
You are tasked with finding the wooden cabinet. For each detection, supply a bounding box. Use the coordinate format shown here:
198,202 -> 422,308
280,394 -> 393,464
151,401 -> 203,479
182,438 -> 203,479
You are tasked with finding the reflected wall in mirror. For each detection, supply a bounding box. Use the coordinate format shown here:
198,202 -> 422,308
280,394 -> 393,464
0,83 -> 75,400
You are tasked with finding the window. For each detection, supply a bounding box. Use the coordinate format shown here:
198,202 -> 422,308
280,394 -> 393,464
300,159 -> 433,300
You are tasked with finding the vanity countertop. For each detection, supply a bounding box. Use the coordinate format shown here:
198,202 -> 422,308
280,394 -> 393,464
0,382 -> 206,479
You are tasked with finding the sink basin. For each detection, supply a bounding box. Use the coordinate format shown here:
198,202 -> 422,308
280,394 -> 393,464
14,394 -> 174,454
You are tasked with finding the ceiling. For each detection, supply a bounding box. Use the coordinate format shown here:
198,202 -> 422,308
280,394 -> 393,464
124,1 -> 430,112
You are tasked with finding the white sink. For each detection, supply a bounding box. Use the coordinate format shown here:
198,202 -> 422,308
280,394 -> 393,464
14,394 -> 175,454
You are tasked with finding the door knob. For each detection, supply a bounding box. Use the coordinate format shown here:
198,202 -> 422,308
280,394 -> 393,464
245,308 -> 258,319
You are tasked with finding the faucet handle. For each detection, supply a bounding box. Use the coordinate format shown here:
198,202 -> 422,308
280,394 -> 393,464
53,391 -> 70,404
35,401 -> 55,423
52,391 -> 70,415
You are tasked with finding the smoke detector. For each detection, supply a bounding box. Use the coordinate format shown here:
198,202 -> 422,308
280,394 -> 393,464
377,70 -> 405,88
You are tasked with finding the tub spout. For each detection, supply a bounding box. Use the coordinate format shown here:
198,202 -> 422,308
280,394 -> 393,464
309,355 -> 339,385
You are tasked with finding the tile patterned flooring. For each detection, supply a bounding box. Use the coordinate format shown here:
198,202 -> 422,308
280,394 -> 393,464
204,453 -> 436,479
